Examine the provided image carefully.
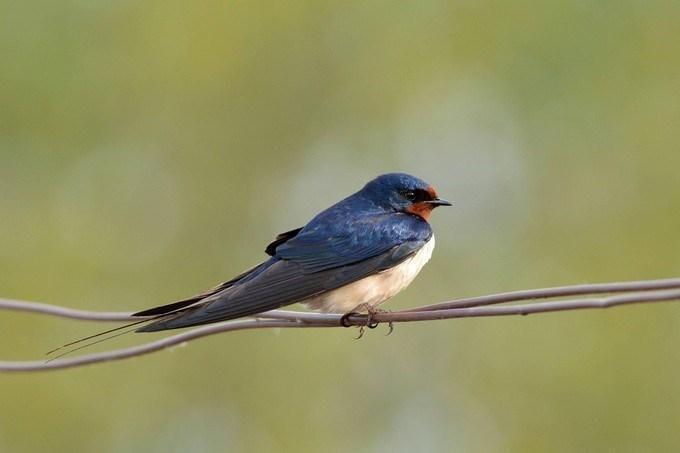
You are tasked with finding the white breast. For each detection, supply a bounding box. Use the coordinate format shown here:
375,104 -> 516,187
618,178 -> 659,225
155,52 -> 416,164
302,236 -> 435,313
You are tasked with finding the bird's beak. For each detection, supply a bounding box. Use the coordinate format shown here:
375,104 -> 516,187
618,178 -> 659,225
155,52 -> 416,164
428,198 -> 452,207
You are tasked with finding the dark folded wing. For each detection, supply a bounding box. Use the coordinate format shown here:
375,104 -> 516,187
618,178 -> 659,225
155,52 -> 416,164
137,240 -> 424,331
134,227 -> 306,317
274,214 -> 431,273
132,261 -> 270,317
264,227 -> 303,256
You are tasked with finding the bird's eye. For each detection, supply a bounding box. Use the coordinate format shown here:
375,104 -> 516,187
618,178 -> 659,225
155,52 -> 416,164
402,189 -> 432,203
404,191 -> 417,201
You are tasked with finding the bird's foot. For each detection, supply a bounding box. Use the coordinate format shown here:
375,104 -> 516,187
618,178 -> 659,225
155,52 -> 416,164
340,304 -> 393,339
385,320 -> 394,336
369,308 -> 394,336
340,308 -> 369,338
340,311 -> 358,328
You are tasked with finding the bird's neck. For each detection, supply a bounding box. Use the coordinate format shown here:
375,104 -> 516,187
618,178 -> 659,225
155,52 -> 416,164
405,202 -> 434,222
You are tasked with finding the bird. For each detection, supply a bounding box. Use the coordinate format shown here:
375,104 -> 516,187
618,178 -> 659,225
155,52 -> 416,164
131,173 -> 450,333
48,173 -> 450,357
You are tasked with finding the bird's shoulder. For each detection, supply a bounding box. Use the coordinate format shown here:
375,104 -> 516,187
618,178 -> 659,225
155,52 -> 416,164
272,199 -> 432,272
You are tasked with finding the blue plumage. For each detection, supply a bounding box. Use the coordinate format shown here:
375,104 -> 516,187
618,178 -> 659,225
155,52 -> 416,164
135,173 -> 450,331
276,173 -> 435,269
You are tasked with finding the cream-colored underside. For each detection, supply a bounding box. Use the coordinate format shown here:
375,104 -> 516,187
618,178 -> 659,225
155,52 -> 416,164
301,236 -> 435,313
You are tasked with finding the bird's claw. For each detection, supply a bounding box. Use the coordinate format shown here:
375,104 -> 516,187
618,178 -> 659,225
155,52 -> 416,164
363,304 -> 377,328
342,304 -> 393,338
340,311 -> 358,328
340,311 -> 371,339
355,326 -> 366,340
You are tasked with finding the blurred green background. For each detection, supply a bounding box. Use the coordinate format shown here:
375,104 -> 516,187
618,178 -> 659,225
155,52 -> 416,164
2,1 -> 680,452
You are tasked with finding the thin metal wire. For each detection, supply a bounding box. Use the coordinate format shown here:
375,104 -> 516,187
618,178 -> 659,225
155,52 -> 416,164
1,277 -> 679,372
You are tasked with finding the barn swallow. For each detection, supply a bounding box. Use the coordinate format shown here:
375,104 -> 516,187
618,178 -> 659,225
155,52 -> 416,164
47,173 -> 450,358
130,173 -> 450,333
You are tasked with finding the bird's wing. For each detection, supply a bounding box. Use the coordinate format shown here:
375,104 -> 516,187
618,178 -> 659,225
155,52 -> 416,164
134,226 -> 304,317
137,239 -> 427,332
264,227 -> 303,256
273,215 -> 427,273
132,261 -> 271,317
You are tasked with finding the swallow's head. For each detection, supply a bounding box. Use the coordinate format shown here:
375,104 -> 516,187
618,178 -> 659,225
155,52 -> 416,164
362,173 -> 451,221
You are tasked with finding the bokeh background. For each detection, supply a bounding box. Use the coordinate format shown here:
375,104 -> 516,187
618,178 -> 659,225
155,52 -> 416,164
2,1 -> 680,452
